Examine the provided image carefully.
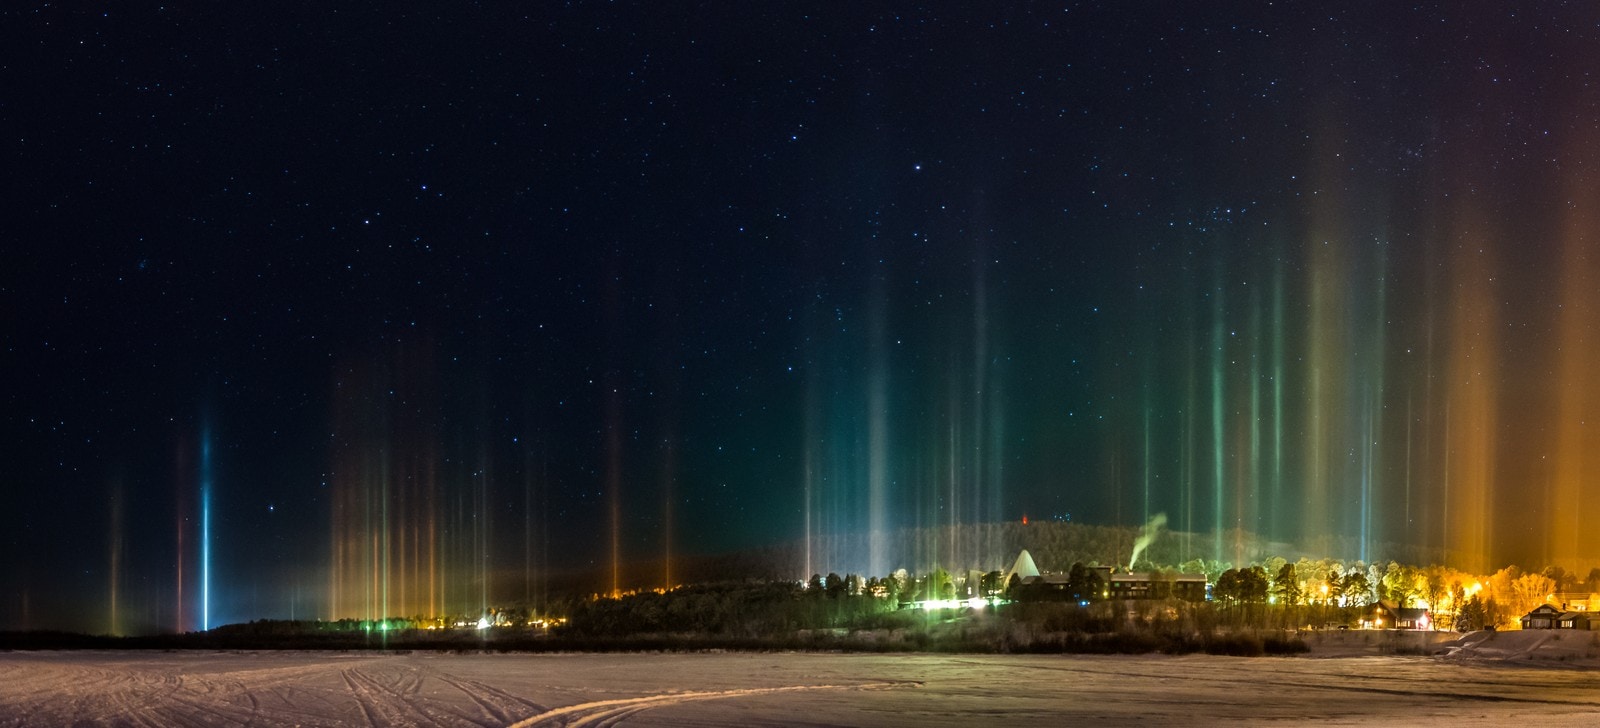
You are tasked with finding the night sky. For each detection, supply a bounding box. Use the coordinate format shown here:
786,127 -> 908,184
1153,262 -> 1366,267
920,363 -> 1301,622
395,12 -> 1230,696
9,3 -> 1600,634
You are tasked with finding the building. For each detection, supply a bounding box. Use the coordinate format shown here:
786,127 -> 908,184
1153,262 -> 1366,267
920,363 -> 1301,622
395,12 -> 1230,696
1522,604 -> 1600,631
1369,600 -> 1430,630
1004,550 -> 1082,600
1522,604 -> 1562,630
1551,593 -> 1597,612
1011,573 -> 1084,601
1557,611 -> 1598,630
1003,551 -> 1208,603
1003,549 -> 1041,585
1098,568 -> 1208,602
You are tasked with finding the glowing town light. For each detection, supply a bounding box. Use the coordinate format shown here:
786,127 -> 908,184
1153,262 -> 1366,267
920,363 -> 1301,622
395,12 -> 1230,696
866,288 -> 889,578
201,433 -> 212,632
1209,268 -> 1225,561
914,598 -> 993,611
1444,237 -> 1497,574
201,490 -> 210,631
476,616 -> 491,630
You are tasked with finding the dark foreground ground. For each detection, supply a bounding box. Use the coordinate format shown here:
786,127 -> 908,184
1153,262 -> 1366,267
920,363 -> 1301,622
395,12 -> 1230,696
2,649 -> 1598,726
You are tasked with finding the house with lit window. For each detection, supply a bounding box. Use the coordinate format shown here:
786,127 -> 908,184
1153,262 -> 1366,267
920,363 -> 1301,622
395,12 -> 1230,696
1522,604 -> 1562,630
1557,611 -> 1598,630
1521,604 -> 1600,631
1369,600 -> 1430,630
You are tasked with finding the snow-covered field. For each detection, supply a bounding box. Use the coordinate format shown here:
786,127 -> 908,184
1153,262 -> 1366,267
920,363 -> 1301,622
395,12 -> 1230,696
3,648 -> 1600,726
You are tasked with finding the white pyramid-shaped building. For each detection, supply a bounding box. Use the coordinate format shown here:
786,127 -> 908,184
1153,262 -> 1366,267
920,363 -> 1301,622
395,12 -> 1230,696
1004,549 -> 1041,585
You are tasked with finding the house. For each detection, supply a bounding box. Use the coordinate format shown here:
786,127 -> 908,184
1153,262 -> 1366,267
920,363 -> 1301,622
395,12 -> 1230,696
1516,606 -> 1597,630
1521,604 -> 1562,630
1557,611 -> 1598,630
1370,600 -> 1430,630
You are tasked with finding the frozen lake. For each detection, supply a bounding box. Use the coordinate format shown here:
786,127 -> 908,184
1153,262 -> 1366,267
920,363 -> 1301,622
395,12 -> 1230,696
3,650 -> 1599,726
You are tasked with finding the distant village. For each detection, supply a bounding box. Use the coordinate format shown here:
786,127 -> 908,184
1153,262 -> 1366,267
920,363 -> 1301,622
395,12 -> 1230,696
296,543 -> 1600,640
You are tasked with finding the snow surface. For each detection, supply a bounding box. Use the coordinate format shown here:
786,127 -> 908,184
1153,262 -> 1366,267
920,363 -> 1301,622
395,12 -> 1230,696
3,649 -> 1600,726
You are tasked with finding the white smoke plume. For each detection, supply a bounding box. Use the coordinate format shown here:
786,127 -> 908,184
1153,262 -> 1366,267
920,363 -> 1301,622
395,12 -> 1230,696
1127,512 -> 1167,570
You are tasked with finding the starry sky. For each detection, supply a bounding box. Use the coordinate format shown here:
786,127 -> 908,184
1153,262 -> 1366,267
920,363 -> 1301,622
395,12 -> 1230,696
9,2 -> 1600,633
